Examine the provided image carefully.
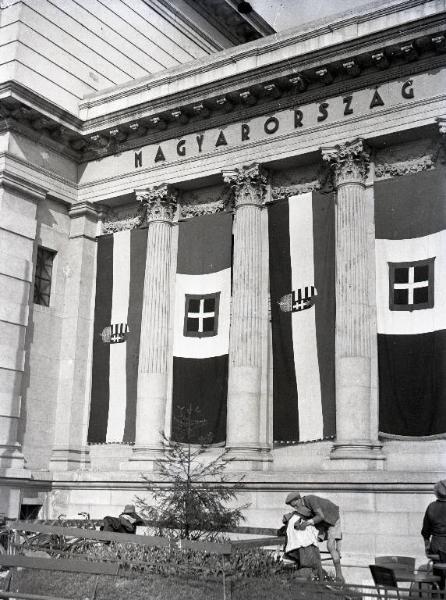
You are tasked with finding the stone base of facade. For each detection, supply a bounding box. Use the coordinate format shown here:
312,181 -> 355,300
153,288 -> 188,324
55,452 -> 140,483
328,440 -> 386,470
123,445 -> 166,472
49,447 -> 91,471
37,456 -> 444,585
224,445 -> 273,471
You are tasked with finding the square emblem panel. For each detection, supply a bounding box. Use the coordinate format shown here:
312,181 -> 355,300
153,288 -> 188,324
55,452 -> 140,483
389,257 -> 435,311
183,292 -> 220,337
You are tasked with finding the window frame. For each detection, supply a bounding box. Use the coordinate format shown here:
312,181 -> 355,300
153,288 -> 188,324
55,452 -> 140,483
33,246 -> 56,307
388,257 -> 435,312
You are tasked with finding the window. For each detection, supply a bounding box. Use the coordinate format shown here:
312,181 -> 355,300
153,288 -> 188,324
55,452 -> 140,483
389,258 -> 434,311
183,292 -> 220,337
34,247 -> 56,306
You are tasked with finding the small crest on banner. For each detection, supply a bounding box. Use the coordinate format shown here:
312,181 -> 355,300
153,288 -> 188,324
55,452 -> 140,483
101,323 -> 129,344
278,286 -> 317,313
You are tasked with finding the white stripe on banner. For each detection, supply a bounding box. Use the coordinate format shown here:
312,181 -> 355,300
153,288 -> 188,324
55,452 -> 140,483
107,230 -> 130,442
376,229 -> 446,335
289,193 -> 323,441
173,269 -> 231,359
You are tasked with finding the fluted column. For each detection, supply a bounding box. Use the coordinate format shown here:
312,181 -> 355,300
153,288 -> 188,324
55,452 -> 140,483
128,184 -> 177,469
322,139 -> 384,468
223,164 -> 271,468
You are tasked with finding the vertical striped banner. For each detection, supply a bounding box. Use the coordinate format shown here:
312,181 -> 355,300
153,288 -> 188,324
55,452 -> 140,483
375,168 -> 446,437
107,231 -> 130,442
268,191 -> 335,443
172,212 -> 232,444
88,228 -> 147,444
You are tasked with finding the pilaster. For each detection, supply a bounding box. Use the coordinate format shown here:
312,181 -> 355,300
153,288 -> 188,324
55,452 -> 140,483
322,139 -> 384,469
0,176 -> 44,478
126,184 -> 178,471
49,202 -> 100,471
222,164 -> 271,469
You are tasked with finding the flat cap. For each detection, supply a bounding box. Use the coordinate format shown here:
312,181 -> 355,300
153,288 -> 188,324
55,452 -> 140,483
434,480 -> 446,499
285,491 -> 302,505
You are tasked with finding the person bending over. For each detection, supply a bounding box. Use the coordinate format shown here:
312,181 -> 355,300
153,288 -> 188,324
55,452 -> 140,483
285,491 -> 344,582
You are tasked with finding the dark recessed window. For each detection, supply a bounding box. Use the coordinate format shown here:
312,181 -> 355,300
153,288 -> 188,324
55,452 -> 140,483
389,258 -> 434,311
183,292 -> 220,338
34,247 -> 56,307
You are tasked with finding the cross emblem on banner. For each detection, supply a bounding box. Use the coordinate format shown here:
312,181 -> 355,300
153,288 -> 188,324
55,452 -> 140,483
184,292 -> 220,338
187,298 -> 215,333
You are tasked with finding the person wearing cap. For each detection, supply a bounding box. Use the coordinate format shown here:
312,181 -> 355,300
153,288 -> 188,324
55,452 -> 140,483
285,491 -> 344,582
118,505 -> 144,534
422,480 -> 446,557
281,503 -> 324,580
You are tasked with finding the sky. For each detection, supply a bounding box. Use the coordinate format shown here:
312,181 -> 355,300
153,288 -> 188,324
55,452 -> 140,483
250,0 -> 372,31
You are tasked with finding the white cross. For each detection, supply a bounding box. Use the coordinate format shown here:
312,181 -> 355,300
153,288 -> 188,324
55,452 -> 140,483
394,266 -> 428,304
188,298 -> 215,333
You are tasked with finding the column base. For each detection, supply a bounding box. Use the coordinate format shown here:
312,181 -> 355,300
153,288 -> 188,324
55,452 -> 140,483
49,446 -> 91,471
224,444 -> 273,471
327,440 -> 385,470
122,445 -> 165,472
0,443 -> 27,474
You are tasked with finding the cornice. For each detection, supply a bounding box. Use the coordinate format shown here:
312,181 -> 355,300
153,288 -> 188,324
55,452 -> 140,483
0,151 -> 78,199
0,15 -> 444,163
79,54 -> 446,163
0,170 -> 47,202
79,6 -> 446,117
0,81 -> 82,131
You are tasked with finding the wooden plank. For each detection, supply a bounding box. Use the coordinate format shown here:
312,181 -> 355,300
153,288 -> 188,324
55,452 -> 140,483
0,593 -> 70,600
179,539 -> 231,555
231,536 -> 284,548
0,555 -> 119,576
8,522 -> 169,547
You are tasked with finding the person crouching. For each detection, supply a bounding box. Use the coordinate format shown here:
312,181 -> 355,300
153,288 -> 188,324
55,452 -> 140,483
281,504 -> 324,581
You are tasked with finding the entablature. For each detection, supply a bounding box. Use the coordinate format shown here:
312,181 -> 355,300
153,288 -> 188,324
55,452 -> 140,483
0,4 -> 444,164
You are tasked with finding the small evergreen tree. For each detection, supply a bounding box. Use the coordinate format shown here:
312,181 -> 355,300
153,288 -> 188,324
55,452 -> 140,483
136,406 -> 248,541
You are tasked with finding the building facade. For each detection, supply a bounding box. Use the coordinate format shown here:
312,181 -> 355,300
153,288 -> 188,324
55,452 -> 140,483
1,0 -> 446,582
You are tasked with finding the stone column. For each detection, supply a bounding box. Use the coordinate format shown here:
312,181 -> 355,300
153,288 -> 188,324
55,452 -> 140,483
50,202 -> 100,471
128,184 -> 177,469
223,164 -> 271,468
322,139 -> 384,468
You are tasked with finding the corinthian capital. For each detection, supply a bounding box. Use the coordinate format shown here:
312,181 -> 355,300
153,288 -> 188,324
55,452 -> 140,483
222,163 -> 267,209
136,184 -> 178,225
438,117 -> 446,136
322,139 -> 370,187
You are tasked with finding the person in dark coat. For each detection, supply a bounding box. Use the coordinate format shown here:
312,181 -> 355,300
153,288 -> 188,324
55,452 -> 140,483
102,504 -> 143,534
422,480 -> 446,556
422,480 -> 446,589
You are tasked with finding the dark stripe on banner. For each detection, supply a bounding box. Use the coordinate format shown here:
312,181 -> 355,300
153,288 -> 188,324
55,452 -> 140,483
172,356 -> 228,444
312,191 -> 336,438
88,235 -> 113,443
124,228 -> 147,443
378,329 -> 446,436
268,200 -> 299,442
375,169 -> 446,240
177,212 -> 233,274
